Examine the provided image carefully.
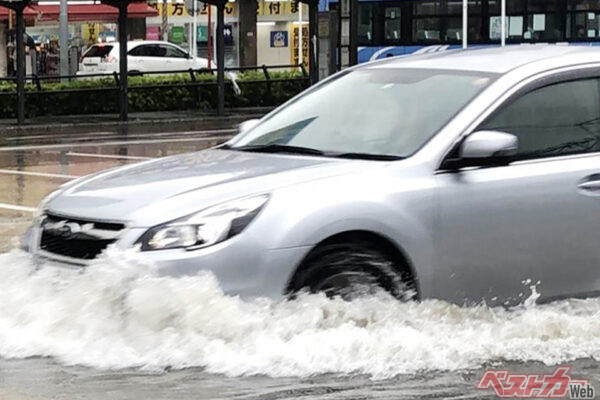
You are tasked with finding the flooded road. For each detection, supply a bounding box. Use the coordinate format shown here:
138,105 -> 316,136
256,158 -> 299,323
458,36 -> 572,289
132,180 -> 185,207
1,126 -> 600,400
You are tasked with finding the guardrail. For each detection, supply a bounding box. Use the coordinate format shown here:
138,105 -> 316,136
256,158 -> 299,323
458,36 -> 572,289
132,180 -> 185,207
0,64 -> 309,120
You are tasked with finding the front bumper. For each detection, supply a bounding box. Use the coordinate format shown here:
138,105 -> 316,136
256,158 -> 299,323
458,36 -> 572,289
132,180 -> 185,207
24,225 -> 312,300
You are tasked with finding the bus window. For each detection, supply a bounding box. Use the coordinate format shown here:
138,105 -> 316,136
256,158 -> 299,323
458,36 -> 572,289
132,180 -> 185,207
385,7 -> 402,41
358,3 -> 374,45
414,17 -> 442,41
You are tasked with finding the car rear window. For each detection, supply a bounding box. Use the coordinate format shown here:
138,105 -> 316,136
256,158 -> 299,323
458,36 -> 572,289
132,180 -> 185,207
82,45 -> 113,58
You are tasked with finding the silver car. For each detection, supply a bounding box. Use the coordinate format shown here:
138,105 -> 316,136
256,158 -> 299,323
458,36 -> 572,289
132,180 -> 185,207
24,46 -> 600,306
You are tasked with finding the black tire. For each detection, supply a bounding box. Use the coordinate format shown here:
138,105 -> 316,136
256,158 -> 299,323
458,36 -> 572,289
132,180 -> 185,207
289,241 -> 414,301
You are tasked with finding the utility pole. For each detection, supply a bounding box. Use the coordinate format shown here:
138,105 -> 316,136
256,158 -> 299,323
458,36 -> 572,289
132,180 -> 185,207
161,0 -> 168,41
59,0 -> 68,77
15,5 -> 25,124
238,0 -> 257,67
192,0 -> 197,57
118,2 -> 128,121
216,1 -> 224,115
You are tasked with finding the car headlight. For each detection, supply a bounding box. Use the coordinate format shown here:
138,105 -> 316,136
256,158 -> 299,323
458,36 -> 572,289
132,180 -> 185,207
138,194 -> 269,251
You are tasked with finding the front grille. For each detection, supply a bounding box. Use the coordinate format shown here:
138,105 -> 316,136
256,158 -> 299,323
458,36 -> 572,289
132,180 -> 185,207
39,213 -> 125,260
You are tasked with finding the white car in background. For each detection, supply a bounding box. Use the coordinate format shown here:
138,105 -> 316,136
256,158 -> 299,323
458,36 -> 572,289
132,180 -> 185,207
78,40 -> 215,75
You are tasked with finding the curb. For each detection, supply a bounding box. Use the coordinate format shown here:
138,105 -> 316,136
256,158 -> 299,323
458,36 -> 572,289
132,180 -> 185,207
0,108 -> 272,135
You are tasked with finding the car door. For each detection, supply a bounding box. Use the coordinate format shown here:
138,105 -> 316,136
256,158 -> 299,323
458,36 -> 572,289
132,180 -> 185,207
435,72 -> 600,306
128,44 -> 153,72
159,44 -> 192,71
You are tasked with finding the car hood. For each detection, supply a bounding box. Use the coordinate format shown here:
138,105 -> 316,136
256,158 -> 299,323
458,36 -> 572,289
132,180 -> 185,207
47,149 -> 376,226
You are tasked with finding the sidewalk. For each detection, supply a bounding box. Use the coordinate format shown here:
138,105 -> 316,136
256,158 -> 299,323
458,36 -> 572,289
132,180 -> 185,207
0,108 -> 272,135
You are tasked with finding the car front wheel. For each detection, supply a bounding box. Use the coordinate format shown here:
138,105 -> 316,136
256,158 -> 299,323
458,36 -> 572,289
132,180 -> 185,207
288,241 -> 415,301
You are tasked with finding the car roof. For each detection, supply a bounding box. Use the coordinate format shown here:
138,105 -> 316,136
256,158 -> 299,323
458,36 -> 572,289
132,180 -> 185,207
366,45 -> 600,75
90,41 -> 182,51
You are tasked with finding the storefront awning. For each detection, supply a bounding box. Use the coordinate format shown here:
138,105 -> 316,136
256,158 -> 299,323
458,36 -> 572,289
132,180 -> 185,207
33,2 -> 158,22
0,5 -> 39,20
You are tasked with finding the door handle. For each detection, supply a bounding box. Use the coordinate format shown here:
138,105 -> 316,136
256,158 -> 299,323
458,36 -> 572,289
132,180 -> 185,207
578,174 -> 600,195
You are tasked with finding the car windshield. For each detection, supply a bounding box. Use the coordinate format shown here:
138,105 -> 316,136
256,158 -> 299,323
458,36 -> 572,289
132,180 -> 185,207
229,68 -> 495,158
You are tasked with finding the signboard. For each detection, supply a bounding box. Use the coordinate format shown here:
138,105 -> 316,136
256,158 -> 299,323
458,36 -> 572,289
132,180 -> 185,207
83,23 -> 99,44
154,2 -> 236,18
146,25 -> 160,40
257,0 -> 307,17
224,24 -> 233,45
153,1 -> 307,19
170,25 -> 185,44
195,24 -> 233,44
291,25 -> 309,68
197,25 -> 208,42
270,30 -> 288,47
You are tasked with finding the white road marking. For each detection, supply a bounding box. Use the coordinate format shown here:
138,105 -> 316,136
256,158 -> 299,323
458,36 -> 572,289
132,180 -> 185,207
3,128 -> 236,142
0,169 -> 77,179
0,135 -> 229,152
3,132 -> 115,141
0,203 -> 35,213
66,152 -> 152,161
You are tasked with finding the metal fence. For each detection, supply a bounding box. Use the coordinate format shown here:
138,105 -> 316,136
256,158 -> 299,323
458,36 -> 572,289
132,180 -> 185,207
0,64 -> 309,120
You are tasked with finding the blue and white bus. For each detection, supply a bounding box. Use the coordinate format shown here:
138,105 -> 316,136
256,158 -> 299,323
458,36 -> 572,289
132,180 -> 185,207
329,0 -> 600,63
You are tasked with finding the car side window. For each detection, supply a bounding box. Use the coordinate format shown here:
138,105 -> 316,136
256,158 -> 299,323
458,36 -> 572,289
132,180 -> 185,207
161,45 -> 187,58
478,78 -> 600,161
128,45 -> 147,56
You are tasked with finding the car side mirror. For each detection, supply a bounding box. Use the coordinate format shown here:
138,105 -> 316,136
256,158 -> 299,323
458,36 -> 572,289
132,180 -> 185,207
442,130 -> 518,170
238,119 -> 260,134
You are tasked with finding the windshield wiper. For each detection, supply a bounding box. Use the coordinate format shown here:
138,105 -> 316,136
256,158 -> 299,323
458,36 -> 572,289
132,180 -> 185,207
330,152 -> 405,161
232,145 -> 404,161
233,144 -> 326,156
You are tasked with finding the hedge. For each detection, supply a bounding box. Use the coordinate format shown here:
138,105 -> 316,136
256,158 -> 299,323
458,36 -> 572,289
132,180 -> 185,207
0,70 -> 309,118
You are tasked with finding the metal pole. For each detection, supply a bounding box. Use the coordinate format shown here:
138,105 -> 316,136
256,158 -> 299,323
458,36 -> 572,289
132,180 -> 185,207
308,1 -> 318,84
118,3 -> 128,121
298,2 -> 303,66
501,0 -> 506,46
15,6 -> 25,125
192,0 -> 197,58
161,0 -> 168,41
462,0 -> 467,48
59,0 -> 69,77
207,4 -> 212,68
349,0 -> 357,65
216,2 -> 225,115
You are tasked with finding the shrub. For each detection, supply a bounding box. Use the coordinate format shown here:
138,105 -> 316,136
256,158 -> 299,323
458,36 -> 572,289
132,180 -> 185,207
0,70 -> 308,118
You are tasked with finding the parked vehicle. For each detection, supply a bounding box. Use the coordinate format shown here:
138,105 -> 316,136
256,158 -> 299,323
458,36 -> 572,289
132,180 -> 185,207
77,40 -> 215,75
26,46 -> 600,306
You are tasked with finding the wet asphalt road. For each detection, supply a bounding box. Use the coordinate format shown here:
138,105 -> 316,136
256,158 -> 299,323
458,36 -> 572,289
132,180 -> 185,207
2,358 -> 600,400
0,125 -> 599,400
0,126 -> 232,253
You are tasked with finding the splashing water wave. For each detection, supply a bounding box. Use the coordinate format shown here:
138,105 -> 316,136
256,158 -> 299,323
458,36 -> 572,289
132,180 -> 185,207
0,248 -> 600,379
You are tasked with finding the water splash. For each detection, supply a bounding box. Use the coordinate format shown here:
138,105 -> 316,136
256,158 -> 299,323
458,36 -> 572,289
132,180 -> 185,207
0,249 -> 599,379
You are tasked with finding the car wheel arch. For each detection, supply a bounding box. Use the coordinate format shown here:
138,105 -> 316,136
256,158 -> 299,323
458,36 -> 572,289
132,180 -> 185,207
284,229 -> 420,300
